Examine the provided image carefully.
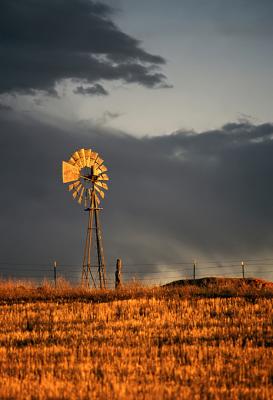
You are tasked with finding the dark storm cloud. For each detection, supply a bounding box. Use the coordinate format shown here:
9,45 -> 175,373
74,84 -> 109,96
1,111 -> 273,281
0,0 -> 168,96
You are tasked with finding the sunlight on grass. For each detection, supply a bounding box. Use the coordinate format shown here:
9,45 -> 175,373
0,279 -> 272,399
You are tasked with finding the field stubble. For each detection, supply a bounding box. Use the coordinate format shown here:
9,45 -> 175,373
0,281 -> 272,399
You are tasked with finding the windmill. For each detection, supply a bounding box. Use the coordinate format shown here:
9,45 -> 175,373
62,148 -> 109,288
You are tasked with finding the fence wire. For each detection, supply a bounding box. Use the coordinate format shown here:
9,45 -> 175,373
0,258 -> 273,288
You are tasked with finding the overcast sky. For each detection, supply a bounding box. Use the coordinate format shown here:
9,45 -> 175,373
0,0 -> 273,283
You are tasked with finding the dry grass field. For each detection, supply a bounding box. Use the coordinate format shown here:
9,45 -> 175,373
0,279 -> 272,399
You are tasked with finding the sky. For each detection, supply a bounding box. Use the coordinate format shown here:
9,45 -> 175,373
0,0 -> 273,283
2,0 -> 273,135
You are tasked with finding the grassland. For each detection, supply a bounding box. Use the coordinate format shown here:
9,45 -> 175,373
0,280 -> 272,399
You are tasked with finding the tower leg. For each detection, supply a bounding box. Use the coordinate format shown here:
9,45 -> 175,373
94,195 -> 106,289
81,189 -> 106,289
81,194 -> 96,287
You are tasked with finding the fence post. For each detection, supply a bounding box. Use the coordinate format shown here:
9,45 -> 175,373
115,258 -> 122,289
193,260 -> 196,280
53,261 -> 57,288
241,261 -> 245,279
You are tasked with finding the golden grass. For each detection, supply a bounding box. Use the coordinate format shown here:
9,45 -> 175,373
0,279 -> 272,399
0,277 -> 272,304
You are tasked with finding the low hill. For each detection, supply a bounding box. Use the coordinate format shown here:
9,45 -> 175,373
164,276 -> 273,290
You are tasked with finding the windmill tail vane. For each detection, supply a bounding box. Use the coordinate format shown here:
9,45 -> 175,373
62,148 -> 109,289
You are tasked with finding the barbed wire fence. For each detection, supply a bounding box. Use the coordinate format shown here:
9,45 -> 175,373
0,258 -> 273,288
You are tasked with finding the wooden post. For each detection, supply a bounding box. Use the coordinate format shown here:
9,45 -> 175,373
54,261 -> 57,288
241,261 -> 245,279
193,260 -> 196,280
115,259 -> 122,289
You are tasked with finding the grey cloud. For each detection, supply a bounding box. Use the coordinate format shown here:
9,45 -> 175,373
0,0 -> 168,96
131,0 -> 273,37
0,102 -> 12,111
1,111 -> 273,281
187,0 -> 273,35
96,111 -> 122,125
74,84 -> 109,96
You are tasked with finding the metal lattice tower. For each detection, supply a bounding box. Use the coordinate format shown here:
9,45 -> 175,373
62,148 -> 109,288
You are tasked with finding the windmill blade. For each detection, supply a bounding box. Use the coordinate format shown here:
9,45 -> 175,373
87,189 -> 93,200
62,161 -> 80,183
85,149 -> 92,167
93,164 -> 102,176
98,164 -> 108,174
90,151 -> 98,162
71,150 -> 80,163
97,173 -> 109,181
89,158 -> 95,167
95,193 -> 100,205
72,150 -> 84,168
95,186 -> 105,199
72,183 -> 83,199
68,157 -> 77,166
79,148 -> 86,167
96,156 -> 104,166
78,186 -> 85,204
68,180 -> 81,191
84,189 -> 90,209
95,181 -> 108,190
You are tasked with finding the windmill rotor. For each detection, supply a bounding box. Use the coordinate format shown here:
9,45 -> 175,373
62,148 -> 109,207
62,148 -> 109,288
